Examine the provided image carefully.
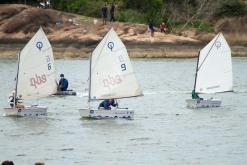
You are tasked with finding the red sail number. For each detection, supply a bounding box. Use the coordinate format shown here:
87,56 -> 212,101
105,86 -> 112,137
30,74 -> 47,88
103,75 -> 122,87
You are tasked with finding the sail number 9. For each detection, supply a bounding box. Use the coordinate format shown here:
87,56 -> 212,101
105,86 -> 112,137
118,54 -> 126,71
30,74 -> 47,88
46,55 -> 52,70
121,64 -> 126,71
103,75 -> 122,88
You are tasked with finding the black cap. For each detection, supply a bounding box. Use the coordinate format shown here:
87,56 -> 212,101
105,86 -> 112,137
60,74 -> 64,77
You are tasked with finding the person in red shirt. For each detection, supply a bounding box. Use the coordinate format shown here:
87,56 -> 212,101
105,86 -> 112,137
160,22 -> 167,33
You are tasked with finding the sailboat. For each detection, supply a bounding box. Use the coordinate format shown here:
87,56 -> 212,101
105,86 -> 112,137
186,33 -> 233,108
4,27 -> 57,116
79,28 -> 143,119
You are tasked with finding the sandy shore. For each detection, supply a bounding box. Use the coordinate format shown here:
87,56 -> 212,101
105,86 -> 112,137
0,4 -> 246,59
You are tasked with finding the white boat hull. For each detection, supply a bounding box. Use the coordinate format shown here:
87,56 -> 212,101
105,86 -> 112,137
4,105 -> 47,116
186,98 -> 221,108
79,108 -> 134,119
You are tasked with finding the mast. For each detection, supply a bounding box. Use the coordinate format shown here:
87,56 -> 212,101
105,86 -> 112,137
88,52 -> 92,106
193,51 -> 200,91
14,51 -> 21,108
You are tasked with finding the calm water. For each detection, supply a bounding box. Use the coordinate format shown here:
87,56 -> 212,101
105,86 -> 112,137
0,58 -> 247,165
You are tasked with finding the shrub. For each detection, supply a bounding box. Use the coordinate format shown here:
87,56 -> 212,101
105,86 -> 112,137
116,9 -> 146,24
217,0 -> 247,16
191,20 -> 213,32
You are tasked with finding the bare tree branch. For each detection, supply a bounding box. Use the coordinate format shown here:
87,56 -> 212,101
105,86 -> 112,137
178,0 -> 208,33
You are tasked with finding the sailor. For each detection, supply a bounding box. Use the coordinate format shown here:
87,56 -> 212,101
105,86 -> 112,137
8,91 -> 24,108
58,73 -> 69,91
192,89 -> 203,100
99,99 -> 118,110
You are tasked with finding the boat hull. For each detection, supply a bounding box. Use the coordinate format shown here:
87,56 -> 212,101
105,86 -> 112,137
79,108 -> 134,119
53,90 -> 76,96
4,105 -> 47,116
186,98 -> 221,108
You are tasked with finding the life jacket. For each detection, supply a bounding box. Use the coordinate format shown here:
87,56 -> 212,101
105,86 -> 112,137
99,101 -> 105,107
59,78 -> 69,91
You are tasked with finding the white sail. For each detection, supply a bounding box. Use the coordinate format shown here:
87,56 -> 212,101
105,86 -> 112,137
16,27 -> 57,99
195,33 -> 232,94
90,28 -> 142,100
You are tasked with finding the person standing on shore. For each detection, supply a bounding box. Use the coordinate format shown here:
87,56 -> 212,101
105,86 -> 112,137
148,19 -> 154,37
160,22 -> 167,33
101,4 -> 108,25
110,3 -> 115,22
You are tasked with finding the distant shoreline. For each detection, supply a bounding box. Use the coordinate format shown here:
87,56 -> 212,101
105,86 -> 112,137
0,41 -> 246,59
0,4 -> 246,59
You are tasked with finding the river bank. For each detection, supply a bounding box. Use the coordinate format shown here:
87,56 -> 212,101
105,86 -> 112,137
0,41 -> 246,59
0,4 -> 246,59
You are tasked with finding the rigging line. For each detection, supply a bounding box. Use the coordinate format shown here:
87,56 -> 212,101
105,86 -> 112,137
197,33 -> 221,72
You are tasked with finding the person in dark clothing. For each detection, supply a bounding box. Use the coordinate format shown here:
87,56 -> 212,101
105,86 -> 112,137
99,99 -> 118,110
34,162 -> 45,165
110,4 -> 115,22
1,160 -> 14,165
192,89 -> 203,100
148,19 -> 154,37
101,4 -> 108,25
58,73 -> 69,91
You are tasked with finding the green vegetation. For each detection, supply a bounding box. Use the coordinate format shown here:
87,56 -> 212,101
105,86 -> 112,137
216,0 -> 247,16
116,9 -> 147,23
192,21 -> 213,32
2,0 -> 247,32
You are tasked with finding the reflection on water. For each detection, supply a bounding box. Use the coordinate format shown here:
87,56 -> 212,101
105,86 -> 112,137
0,58 -> 247,164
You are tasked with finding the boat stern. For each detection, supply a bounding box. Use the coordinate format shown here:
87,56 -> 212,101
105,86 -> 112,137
186,99 -> 222,108
3,106 -> 47,117
79,108 -> 134,119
